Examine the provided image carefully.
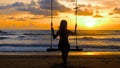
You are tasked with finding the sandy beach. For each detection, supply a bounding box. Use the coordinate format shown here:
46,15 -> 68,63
0,52 -> 120,68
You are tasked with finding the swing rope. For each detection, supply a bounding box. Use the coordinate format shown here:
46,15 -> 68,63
50,0 -> 53,49
75,0 -> 78,49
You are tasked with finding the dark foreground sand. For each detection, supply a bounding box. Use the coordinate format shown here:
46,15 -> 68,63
0,52 -> 120,68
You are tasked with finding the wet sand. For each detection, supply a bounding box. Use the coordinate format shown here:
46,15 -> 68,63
0,52 -> 120,68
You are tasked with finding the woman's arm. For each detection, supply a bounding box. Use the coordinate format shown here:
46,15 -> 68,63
51,27 -> 59,39
68,24 -> 77,35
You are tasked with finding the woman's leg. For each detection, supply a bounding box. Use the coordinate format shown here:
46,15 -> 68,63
65,51 -> 69,63
62,51 -> 69,64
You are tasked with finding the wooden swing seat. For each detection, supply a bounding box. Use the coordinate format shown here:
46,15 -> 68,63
47,48 -> 83,52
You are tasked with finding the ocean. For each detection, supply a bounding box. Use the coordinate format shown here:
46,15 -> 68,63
0,30 -> 120,52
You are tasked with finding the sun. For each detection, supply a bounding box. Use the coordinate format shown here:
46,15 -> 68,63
85,21 -> 95,27
84,17 -> 96,27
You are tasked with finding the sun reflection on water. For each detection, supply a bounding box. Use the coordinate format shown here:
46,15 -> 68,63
69,52 -> 120,56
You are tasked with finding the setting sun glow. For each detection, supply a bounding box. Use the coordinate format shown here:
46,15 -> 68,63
86,22 -> 95,27
84,17 -> 96,27
0,0 -> 120,30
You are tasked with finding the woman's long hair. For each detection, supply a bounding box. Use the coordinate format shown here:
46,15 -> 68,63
59,20 -> 67,35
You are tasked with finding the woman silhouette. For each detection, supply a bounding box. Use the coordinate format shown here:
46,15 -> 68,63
51,20 -> 76,64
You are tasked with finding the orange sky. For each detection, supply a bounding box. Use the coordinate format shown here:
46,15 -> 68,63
0,0 -> 120,30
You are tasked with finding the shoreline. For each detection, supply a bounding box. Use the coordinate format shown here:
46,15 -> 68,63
0,52 -> 120,68
0,51 -> 120,55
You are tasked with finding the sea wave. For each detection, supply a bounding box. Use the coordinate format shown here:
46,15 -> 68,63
23,33 -> 49,35
69,36 -> 120,41
0,44 -> 119,49
0,44 -> 119,52
0,37 -> 9,40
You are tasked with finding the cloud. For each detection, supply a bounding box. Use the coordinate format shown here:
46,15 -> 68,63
78,4 -> 92,8
87,0 -> 120,8
109,7 -> 120,15
93,14 -> 103,18
6,16 -> 27,21
15,1 -> 39,13
74,4 -> 102,16
113,7 -> 120,14
17,18 -> 27,21
0,2 -> 25,14
0,1 -> 49,16
38,0 -> 72,13
11,2 -> 25,7
30,17 -> 42,20
0,0 -> 72,16
67,0 -> 76,2
77,9 -> 93,16
109,13 -> 114,15
0,5 -> 10,9
0,0 -> 98,17
15,0 -> 72,16
102,1 -> 120,8
7,17 -> 15,20
0,2 -> 24,9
